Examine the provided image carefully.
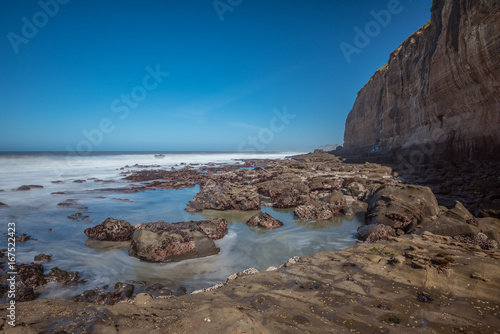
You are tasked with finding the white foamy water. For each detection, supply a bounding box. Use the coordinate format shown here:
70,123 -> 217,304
0,151 -> 363,300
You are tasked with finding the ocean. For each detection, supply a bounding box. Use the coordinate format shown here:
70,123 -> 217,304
0,151 -> 363,299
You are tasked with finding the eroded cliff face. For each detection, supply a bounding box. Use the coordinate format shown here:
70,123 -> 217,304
343,0 -> 500,161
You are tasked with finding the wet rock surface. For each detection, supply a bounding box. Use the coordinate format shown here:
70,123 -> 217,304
246,212 -> 283,229
84,217 -> 135,241
129,219 -> 227,262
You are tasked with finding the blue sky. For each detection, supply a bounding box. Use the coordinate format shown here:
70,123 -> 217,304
0,0 -> 431,152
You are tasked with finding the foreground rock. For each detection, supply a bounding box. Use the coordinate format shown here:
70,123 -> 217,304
3,233 -> 499,333
84,217 -> 134,241
246,212 -> 283,229
129,219 -> 228,262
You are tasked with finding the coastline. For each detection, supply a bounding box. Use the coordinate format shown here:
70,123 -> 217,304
1,150 -> 499,332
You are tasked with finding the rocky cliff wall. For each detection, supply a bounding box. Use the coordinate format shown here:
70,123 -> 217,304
343,0 -> 500,161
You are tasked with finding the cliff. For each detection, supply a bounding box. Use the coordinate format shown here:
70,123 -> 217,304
343,0 -> 500,161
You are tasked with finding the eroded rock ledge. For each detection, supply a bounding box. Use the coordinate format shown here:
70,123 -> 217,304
3,233 -> 499,333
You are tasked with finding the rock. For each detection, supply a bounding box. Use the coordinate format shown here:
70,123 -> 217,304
46,267 -> 86,287
343,0 -> 500,161
294,200 -> 338,220
28,185 -> 43,189
195,218 -> 228,240
134,293 -> 153,306
16,185 -> 31,191
477,200 -> 500,219
246,212 -> 283,229
57,199 -> 88,210
17,263 -> 46,288
51,180 -> 63,184
419,201 -> 479,237
73,179 -> 86,183
186,182 -> 260,211
73,283 -> 135,305
145,283 -> 173,297
257,178 -> 312,208
226,268 -> 259,284
453,233 -> 498,250
477,217 -> 500,242
15,233 -> 32,243
84,217 -> 134,241
16,287 -> 35,302
366,184 -> 439,232
129,221 -> 221,262
34,254 -> 52,262
358,224 -> 396,243
279,256 -> 302,268
0,202 -> 8,208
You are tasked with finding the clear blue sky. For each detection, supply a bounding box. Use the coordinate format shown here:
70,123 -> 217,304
0,0 -> 431,152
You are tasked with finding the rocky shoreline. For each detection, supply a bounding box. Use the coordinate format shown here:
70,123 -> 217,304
1,150 -> 499,332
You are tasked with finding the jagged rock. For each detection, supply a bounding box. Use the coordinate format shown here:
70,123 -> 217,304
195,218 -> 228,240
73,282 -> 135,305
246,212 -> 283,229
17,263 -> 45,288
15,234 -> 32,243
186,181 -> 260,211
294,200 -> 340,220
34,254 -> 52,262
84,217 -> 134,241
46,267 -> 86,287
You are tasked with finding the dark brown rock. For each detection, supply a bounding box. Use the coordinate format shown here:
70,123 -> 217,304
17,263 -> 46,288
195,218 -> 228,240
84,217 -> 134,241
46,267 -> 86,287
246,212 -> 283,229
73,282 -> 135,305
129,221 -> 221,262
34,254 -> 52,262
186,182 -> 260,212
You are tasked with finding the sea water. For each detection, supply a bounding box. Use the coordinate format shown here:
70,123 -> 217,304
0,151 -> 363,299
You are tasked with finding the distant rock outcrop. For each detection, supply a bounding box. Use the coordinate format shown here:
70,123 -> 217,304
343,0 -> 500,161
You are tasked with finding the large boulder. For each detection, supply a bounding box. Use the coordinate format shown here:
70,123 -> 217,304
366,184 -> 439,232
84,217 -> 134,241
129,220 -> 227,262
186,181 -> 260,212
246,212 -> 283,229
